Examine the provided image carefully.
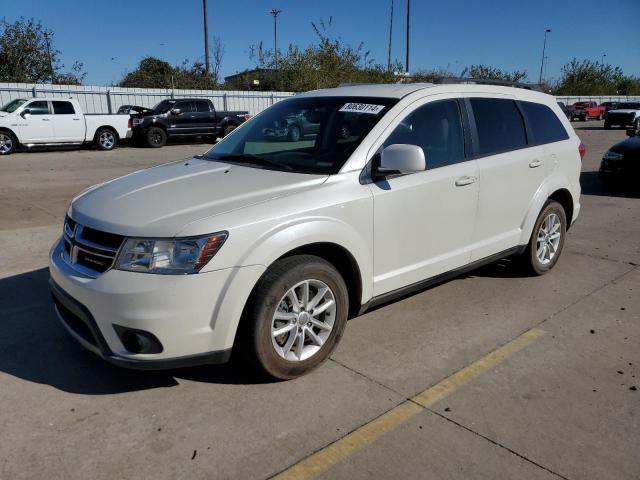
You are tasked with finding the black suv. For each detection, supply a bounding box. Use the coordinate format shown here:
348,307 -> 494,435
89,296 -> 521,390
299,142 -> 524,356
132,98 -> 250,147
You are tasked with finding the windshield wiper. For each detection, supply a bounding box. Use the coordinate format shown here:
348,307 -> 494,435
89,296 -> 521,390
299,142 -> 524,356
216,154 -> 293,171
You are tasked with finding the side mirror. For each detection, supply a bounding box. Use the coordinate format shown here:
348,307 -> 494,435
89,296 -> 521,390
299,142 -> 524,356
170,108 -> 181,116
626,128 -> 637,137
379,144 -> 426,174
20,109 -> 31,118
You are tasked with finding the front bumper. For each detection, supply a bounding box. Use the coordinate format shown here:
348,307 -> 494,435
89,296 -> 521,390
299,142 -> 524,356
49,237 -> 264,369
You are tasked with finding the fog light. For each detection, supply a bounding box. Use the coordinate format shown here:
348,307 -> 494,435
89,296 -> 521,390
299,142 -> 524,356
113,325 -> 163,354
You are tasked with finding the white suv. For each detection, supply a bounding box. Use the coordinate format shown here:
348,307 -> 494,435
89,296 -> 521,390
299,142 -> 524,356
49,83 -> 583,379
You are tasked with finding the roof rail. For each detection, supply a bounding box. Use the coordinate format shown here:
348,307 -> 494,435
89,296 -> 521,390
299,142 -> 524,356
433,77 -> 542,91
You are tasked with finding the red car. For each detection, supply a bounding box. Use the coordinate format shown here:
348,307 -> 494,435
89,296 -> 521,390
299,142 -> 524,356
573,101 -> 607,120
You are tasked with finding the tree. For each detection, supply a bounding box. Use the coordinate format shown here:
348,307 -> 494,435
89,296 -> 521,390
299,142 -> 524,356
245,19 -> 399,92
554,58 -> 639,95
118,57 -> 221,89
0,17 -> 85,84
462,65 -> 527,83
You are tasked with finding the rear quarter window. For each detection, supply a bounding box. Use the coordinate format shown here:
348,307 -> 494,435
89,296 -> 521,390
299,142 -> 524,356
520,101 -> 569,144
470,98 -> 527,155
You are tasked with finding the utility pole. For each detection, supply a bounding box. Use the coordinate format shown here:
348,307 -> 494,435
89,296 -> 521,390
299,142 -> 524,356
387,0 -> 394,71
405,0 -> 410,73
44,32 -> 54,84
538,28 -> 551,84
203,0 -> 210,75
269,9 -> 282,70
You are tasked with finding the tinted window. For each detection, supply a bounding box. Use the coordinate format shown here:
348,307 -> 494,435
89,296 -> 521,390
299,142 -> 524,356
174,101 -> 194,113
470,98 -> 526,155
194,100 -> 210,112
52,101 -> 75,115
26,101 -> 49,115
520,101 -> 568,144
384,100 -> 465,169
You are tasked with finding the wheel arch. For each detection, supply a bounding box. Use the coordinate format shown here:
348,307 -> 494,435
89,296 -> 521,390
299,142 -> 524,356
0,126 -> 19,141
93,125 -> 119,141
548,188 -> 574,229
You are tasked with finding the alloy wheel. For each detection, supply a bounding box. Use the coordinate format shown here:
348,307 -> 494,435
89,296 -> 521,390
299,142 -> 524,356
99,131 -> 115,149
0,133 -> 13,154
536,213 -> 562,265
271,279 -> 336,361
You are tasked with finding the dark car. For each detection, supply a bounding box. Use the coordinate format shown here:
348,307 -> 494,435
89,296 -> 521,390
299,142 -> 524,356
557,102 -> 587,122
604,102 -> 640,130
131,98 -> 250,148
117,104 -> 154,115
599,128 -> 640,182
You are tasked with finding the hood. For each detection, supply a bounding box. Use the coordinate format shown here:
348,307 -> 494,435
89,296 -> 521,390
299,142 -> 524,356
608,136 -> 640,157
69,158 -> 327,237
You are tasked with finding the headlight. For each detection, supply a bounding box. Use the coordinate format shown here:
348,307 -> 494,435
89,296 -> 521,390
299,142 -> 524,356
603,151 -> 623,161
115,232 -> 228,274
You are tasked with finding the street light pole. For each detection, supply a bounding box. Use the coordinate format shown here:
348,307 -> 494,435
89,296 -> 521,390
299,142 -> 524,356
601,53 -> 607,65
387,0 -> 394,71
538,28 -> 551,84
269,9 -> 282,70
405,0 -> 410,73
203,0 -> 210,75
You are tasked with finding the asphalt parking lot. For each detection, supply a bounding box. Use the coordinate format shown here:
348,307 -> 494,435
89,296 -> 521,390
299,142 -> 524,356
0,124 -> 638,480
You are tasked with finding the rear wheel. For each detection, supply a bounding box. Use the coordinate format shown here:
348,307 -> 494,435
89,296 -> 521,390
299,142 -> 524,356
0,131 -> 17,155
239,255 -> 349,380
604,122 -> 611,130
146,126 -> 167,148
288,125 -> 301,142
520,200 -> 567,276
95,128 -> 118,151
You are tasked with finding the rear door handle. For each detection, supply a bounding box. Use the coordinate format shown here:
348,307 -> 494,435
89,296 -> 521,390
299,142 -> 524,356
455,176 -> 477,187
529,159 -> 543,168
42,118 -> 50,121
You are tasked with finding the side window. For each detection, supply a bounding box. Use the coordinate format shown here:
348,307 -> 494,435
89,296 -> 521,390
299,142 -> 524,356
173,101 -> 193,113
26,101 -> 50,115
470,98 -> 527,155
384,99 -> 465,169
520,101 -> 569,144
52,101 -> 75,115
194,101 -> 210,112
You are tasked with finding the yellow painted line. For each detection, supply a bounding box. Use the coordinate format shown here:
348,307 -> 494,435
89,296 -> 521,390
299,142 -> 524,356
272,328 -> 545,480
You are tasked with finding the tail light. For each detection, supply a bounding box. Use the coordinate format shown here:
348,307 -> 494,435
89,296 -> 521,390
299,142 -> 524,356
578,142 -> 586,160
127,118 -> 132,129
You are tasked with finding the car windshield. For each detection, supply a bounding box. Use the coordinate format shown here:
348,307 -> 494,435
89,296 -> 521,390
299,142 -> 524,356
616,102 -> 640,109
205,96 -> 397,174
0,99 -> 27,113
152,100 -> 177,114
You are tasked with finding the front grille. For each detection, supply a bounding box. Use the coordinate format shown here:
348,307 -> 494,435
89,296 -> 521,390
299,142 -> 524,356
62,216 -> 125,277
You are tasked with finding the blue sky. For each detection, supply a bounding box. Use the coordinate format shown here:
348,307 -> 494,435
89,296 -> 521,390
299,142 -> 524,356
3,0 -> 639,86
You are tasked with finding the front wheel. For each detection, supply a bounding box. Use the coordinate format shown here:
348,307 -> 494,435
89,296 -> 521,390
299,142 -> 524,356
604,123 -> 611,130
0,131 -> 17,155
288,125 -> 301,142
520,200 -> 567,276
95,128 -> 118,151
239,255 -> 349,380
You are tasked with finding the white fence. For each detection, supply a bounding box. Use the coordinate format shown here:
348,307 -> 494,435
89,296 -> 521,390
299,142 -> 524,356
0,82 -> 295,115
1,83 -> 638,115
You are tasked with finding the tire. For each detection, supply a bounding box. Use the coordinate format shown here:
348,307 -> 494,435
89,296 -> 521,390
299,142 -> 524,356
604,122 -> 611,130
146,126 -> 167,148
94,128 -> 118,151
239,254 -> 349,380
519,200 -> 567,276
581,115 -> 587,122
288,125 -> 301,142
223,124 -> 237,137
0,130 -> 17,155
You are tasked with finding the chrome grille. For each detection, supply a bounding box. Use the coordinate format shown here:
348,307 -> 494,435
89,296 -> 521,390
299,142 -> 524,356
61,216 -> 124,277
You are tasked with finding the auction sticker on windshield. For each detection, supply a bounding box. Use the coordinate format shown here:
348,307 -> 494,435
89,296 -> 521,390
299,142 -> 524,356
339,103 -> 385,114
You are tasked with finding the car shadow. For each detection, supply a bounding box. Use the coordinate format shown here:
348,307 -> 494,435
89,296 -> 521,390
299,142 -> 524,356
580,171 -> 640,199
0,268 -> 269,395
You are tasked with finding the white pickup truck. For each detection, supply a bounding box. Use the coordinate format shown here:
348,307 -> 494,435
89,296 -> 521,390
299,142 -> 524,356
0,97 -> 131,155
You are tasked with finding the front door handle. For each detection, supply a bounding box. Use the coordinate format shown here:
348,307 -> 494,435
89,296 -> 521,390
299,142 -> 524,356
529,159 -> 543,168
455,176 -> 477,187
42,118 -> 50,121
